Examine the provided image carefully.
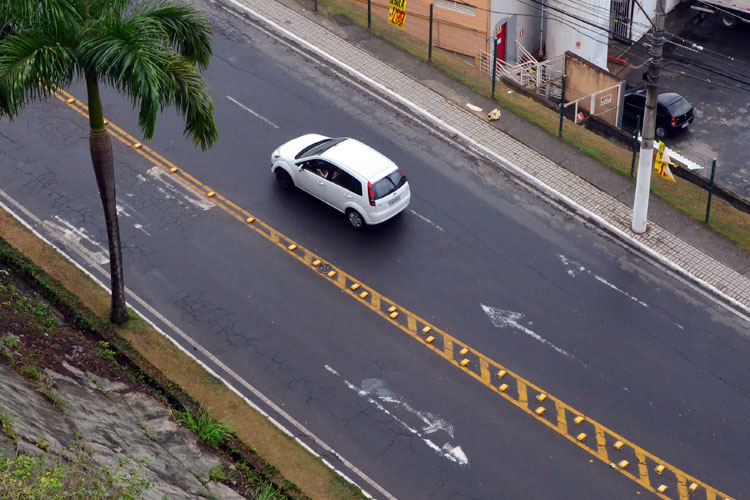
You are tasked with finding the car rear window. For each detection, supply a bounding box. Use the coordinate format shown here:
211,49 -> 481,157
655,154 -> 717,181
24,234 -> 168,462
372,169 -> 406,199
666,98 -> 692,117
295,137 -> 347,159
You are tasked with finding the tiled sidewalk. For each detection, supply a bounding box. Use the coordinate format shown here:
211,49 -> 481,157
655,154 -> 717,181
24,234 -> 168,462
225,0 -> 750,314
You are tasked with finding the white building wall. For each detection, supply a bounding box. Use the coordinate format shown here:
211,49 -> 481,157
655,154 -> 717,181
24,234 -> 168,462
631,0 -> 683,42
490,0 -> 543,63
544,0 -> 611,69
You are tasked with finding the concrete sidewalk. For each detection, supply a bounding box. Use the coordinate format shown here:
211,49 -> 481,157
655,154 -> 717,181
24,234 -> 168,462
223,0 -> 750,315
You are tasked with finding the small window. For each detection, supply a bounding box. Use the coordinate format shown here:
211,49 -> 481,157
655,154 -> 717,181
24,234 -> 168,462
295,138 -> 347,159
330,169 -> 363,196
435,0 -> 476,16
372,169 -> 406,199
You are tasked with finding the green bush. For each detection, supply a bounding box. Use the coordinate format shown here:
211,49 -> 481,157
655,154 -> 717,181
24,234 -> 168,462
177,408 -> 235,448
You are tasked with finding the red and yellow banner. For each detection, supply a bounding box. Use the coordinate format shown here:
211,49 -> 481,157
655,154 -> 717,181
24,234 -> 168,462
389,0 -> 406,28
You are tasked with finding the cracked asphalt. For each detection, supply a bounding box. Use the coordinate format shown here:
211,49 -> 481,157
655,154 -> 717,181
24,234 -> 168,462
0,1 -> 748,499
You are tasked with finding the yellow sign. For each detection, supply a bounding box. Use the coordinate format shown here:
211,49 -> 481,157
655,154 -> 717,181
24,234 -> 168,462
389,0 -> 406,28
653,141 -> 676,182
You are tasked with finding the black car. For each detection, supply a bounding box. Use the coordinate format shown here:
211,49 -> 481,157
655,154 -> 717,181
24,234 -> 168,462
622,90 -> 694,139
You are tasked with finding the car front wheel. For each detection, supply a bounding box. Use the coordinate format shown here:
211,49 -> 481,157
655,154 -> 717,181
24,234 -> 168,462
275,169 -> 293,189
346,209 -> 365,229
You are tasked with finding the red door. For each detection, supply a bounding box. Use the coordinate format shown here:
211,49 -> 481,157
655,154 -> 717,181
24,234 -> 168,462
496,23 -> 507,63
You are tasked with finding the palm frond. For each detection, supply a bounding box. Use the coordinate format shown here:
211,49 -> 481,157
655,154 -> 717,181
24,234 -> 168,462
164,56 -> 218,151
135,0 -> 213,70
0,32 -> 77,117
0,0 -> 81,31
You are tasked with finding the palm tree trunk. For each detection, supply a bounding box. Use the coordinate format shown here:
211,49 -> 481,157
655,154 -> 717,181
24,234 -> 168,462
86,74 -> 128,325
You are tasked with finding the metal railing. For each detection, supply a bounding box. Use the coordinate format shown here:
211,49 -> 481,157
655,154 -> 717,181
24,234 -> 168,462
478,41 -> 564,99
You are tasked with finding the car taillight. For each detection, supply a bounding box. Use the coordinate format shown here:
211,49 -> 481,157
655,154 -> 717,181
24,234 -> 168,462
671,117 -> 677,126
367,181 -> 376,206
398,167 -> 406,178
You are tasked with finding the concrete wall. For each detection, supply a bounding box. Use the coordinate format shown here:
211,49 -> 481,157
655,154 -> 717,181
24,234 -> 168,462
564,51 -> 623,125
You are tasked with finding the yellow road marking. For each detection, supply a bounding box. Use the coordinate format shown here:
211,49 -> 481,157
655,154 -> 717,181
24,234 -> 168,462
53,89 -> 737,500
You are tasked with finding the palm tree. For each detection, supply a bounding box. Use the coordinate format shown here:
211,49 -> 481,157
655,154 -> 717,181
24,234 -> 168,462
0,0 -> 218,325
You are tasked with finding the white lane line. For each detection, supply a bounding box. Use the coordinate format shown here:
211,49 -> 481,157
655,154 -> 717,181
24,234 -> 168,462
409,210 -> 444,231
226,95 -> 280,129
0,189 -> 394,500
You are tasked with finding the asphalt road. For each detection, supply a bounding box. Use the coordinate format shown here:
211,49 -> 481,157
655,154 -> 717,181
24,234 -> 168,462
0,2 -> 748,499
618,4 -> 750,200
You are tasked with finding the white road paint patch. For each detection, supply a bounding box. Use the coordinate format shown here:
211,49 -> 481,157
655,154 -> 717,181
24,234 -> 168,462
409,209 -> 444,231
227,95 -> 280,129
133,223 -> 151,236
557,254 -> 687,329
481,304 -> 588,368
593,275 -> 649,308
116,205 -> 132,218
327,369 -> 468,465
45,216 -> 109,265
144,167 -> 214,210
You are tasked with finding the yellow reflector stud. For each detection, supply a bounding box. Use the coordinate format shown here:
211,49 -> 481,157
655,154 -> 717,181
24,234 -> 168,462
459,347 -> 469,356
387,306 -> 397,313
576,433 -> 587,442
656,485 -> 667,494
573,416 -> 585,425
613,441 -> 624,450
618,460 -> 629,469
359,291 -> 369,299
133,142 -> 143,149
422,326 -> 432,334
170,167 -> 179,173
327,270 -> 336,278
536,394 -> 547,402
654,464 -> 665,474
245,217 -> 255,224
498,383 -> 509,392
688,483 -> 698,493
459,359 -> 470,367
67,98 -> 75,103
425,336 -> 435,343
350,283 -> 360,290
287,244 -> 297,251
389,311 -> 399,319
206,191 -> 215,198
312,259 -> 321,266
535,407 -> 546,415
497,370 -> 507,378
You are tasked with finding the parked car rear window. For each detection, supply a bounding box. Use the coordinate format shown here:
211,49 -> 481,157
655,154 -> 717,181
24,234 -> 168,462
372,169 -> 406,199
666,98 -> 692,117
295,138 -> 347,159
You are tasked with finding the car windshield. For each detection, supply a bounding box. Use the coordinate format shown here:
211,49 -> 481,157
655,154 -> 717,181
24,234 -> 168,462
295,137 -> 347,159
372,169 -> 406,199
666,97 -> 692,117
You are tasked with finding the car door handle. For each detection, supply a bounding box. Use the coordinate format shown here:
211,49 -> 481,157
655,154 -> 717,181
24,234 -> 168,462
317,181 -> 325,186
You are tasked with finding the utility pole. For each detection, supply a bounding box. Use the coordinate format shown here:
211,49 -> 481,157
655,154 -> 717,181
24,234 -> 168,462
632,0 -> 667,233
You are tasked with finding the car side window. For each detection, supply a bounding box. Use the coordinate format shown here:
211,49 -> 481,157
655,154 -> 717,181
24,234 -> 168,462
329,168 -> 362,195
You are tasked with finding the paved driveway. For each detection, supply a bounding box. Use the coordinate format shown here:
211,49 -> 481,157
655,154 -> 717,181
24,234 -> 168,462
614,4 -> 750,201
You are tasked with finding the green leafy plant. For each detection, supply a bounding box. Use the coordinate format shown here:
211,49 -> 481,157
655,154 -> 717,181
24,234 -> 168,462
96,341 -> 116,362
2,335 -> 19,349
20,363 -> 42,381
0,453 -> 151,499
177,408 -> 235,448
38,374 -> 66,411
253,482 -> 283,500
208,464 -> 229,482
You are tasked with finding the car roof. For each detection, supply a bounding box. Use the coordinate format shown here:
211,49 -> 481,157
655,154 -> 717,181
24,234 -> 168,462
320,138 -> 397,180
629,89 -> 687,106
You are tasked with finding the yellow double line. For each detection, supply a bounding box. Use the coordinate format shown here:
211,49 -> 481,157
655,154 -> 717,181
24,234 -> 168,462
53,88 -> 735,500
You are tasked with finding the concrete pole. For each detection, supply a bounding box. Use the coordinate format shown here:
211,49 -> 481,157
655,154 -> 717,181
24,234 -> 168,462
632,0 -> 666,233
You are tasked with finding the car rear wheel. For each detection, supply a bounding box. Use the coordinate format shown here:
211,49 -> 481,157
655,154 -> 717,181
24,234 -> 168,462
275,169 -> 293,189
722,14 -> 737,28
655,126 -> 667,139
346,209 -> 365,229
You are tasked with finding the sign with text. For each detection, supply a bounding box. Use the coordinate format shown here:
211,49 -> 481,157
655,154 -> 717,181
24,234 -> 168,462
389,0 -> 406,28
653,141 -> 676,182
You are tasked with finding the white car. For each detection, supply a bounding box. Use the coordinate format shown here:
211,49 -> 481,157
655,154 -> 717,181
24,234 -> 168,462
271,134 -> 411,229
